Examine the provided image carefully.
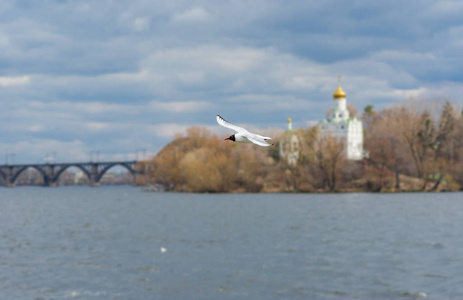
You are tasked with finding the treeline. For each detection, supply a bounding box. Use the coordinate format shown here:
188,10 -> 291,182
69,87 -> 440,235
137,101 -> 463,193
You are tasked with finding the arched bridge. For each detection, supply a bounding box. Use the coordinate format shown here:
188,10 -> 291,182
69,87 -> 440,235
0,161 -> 143,187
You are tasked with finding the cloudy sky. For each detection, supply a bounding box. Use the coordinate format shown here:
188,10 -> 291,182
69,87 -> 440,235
1,0 -> 462,164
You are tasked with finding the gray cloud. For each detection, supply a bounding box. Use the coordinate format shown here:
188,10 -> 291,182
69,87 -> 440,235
0,0 -> 462,163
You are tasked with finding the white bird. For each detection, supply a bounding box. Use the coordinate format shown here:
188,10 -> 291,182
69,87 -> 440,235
216,115 -> 273,147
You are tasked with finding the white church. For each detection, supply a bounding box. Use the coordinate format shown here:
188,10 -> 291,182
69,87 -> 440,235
279,118 -> 300,167
318,80 -> 364,160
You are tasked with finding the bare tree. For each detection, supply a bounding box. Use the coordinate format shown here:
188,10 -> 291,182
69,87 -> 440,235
310,130 -> 346,192
365,108 -> 410,190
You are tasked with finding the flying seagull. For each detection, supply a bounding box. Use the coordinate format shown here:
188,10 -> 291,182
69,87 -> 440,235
216,115 -> 273,147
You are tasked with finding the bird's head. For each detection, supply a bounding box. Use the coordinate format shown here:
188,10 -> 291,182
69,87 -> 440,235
225,134 -> 236,142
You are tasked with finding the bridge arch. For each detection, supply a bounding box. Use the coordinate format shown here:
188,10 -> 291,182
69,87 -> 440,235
95,162 -> 137,183
52,164 -> 92,185
11,165 -> 48,185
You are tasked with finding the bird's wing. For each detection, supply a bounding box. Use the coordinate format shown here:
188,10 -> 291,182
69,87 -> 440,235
245,133 -> 273,147
254,134 -> 271,140
217,115 -> 247,133
247,136 -> 273,147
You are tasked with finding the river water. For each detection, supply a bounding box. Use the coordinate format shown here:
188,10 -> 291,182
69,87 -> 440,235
1,187 -> 462,299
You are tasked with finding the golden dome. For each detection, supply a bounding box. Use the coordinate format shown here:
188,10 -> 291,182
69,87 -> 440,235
333,85 -> 346,99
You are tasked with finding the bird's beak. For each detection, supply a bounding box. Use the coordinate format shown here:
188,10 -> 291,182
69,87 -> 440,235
225,137 -> 230,140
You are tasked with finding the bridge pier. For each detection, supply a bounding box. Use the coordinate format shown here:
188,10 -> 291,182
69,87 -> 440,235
3,166 -> 16,187
90,163 -> 99,186
43,175 -> 50,187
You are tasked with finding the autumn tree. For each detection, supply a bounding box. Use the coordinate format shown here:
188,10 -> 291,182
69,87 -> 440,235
365,100 -> 463,191
363,107 -> 409,190
148,127 -> 274,192
389,101 -> 440,189
149,127 -> 214,191
309,129 -> 346,192
150,140 -> 185,191
453,111 -> 463,189
179,138 -> 238,192
435,102 -> 457,159
362,105 -> 376,129
415,111 -> 440,189
432,102 -> 463,190
143,101 -> 463,193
